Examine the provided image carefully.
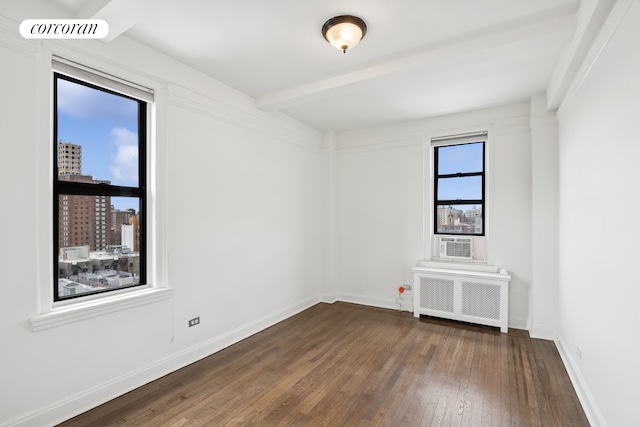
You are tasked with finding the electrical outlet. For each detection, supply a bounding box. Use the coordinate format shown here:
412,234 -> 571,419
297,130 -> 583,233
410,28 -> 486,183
403,284 -> 412,291
188,317 -> 200,327
576,346 -> 582,360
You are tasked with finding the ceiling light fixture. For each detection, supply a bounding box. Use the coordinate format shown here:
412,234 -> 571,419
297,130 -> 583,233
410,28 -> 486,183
322,15 -> 367,53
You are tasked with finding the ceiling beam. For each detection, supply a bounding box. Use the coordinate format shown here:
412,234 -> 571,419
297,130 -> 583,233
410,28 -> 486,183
546,0 -> 624,110
77,0 -> 174,43
256,6 -> 577,112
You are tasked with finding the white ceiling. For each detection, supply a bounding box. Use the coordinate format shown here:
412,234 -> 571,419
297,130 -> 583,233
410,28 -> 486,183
50,0 -> 580,131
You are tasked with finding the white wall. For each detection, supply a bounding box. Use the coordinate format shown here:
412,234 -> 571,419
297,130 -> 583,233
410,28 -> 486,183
530,93 -> 560,340
556,1 -> 640,425
0,4 -> 323,426
332,104 -> 534,327
335,140 -> 423,310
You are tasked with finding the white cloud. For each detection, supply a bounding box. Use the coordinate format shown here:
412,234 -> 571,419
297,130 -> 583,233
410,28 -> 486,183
109,127 -> 138,185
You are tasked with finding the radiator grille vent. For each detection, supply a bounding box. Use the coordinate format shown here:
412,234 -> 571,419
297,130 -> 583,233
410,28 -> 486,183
461,281 -> 500,320
420,277 -> 454,313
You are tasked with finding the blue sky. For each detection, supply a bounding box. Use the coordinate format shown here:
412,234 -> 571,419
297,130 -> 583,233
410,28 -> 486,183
57,77 -> 139,210
437,142 -> 483,175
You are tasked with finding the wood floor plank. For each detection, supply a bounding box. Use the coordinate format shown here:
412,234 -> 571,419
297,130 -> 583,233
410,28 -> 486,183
57,303 -> 589,427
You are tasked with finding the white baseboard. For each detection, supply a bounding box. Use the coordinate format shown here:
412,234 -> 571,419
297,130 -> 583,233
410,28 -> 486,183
530,324 -> 556,340
555,336 -> 607,427
336,292 -> 414,313
338,292 -> 532,330
320,293 -> 338,304
508,315 -> 529,331
4,295 -> 321,427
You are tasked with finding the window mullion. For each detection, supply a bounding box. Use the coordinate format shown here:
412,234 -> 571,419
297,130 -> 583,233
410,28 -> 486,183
436,199 -> 483,205
56,181 -> 143,198
437,171 -> 483,179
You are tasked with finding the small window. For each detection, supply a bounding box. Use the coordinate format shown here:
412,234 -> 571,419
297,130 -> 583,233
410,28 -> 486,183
433,133 -> 486,236
53,60 -> 151,302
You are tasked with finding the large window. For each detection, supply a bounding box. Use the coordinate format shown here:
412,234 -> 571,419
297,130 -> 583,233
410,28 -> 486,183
433,132 -> 486,236
53,61 -> 151,301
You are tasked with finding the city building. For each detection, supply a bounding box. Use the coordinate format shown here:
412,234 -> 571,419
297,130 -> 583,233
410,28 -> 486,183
110,207 -> 137,247
57,141 -> 112,251
57,141 -> 81,175
57,245 -> 141,293
58,174 -> 111,251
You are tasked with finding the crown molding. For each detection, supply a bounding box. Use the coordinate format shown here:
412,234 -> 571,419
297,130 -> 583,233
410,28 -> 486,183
168,83 -> 321,152
0,16 -> 40,57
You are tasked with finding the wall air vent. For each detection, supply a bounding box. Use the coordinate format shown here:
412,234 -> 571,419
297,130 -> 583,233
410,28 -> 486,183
439,237 -> 473,260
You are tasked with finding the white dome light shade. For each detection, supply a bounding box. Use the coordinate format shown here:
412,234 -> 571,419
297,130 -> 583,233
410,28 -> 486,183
322,15 -> 367,53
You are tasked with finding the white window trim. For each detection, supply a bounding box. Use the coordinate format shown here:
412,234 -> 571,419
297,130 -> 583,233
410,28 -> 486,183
31,45 -> 170,332
31,287 -> 173,332
423,125 -> 495,265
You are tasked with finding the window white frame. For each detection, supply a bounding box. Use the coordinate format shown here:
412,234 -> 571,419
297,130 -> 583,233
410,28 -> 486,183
31,46 -> 171,331
424,126 -> 495,265
53,64 -> 149,301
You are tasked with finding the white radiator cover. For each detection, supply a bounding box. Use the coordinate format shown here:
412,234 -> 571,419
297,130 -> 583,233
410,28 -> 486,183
413,264 -> 511,332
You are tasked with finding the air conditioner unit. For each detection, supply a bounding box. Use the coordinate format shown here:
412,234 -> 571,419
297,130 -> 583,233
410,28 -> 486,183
439,237 -> 473,260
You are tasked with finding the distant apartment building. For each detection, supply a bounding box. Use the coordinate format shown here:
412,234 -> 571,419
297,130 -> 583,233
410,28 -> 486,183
437,206 -> 447,226
58,173 -> 112,251
437,206 -> 459,226
110,207 -> 137,247
466,206 -> 482,219
129,214 -> 141,252
466,206 -> 483,234
57,141 -> 82,175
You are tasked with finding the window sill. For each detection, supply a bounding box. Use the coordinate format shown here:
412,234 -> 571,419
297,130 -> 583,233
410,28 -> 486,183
418,260 -> 499,273
30,287 -> 173,332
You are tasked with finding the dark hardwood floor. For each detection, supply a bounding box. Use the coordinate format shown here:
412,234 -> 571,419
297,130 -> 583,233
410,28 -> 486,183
58,302 -> 589,426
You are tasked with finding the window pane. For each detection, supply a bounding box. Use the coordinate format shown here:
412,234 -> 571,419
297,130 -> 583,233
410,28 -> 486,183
56,77 -> 139,186
437,176 -> 482,200
437,142 -> 483,175
57,196 -> 141,299
436,204 -> 483,235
